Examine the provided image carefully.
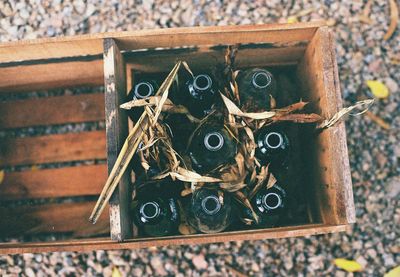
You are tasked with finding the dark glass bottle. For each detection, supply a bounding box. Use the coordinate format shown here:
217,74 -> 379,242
132,182 -> 180,237
127,80 -> 159,121
245,184 -> 287,227
188,125 -> 237,173
164,113 -> 196,153
236,68 -> 277,112
176,73 -> 218,118
255,126 -> 290,166
187,189 -> 232,233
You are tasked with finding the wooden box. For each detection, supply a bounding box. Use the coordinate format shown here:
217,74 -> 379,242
0,22 -> 355,254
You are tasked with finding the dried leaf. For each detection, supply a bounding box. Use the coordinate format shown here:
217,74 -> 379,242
384,266 -> 400,277
181,187 -> 193,197
220,93 -> 276,120
249,166 -> 269,199
287,16 -> 299,23
112,267 -> 123,277
359,0 -> 374,24
234,191 -> 259,223
120,96 -> 167,110
266,173 -> 277,189
366,80 -> 390,99
153,166 -> 222,183
333,258 -> 363,272
318,99 -> 374,129
365,111 -> 391,130
273,101 -> 308,115
273,113 -> 323,123
182,61 -> 194,77
179,223 -> 197,235
0,170 -> 4,185
384,0 -> 399,40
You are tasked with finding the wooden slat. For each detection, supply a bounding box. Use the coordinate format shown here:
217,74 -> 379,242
0,93 -> 105,129
0,131 -> 106,167
104,38 -> 132,241
297,27 -> 355,225
0,22 -> 323,63
0,164 -> 107,200
126,46 -> 306,73
0,59 -> 103,92
0,223 -> 347,254
0,201 -> 109,238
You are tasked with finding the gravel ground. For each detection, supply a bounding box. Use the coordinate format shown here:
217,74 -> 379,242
1,0 -> 399,276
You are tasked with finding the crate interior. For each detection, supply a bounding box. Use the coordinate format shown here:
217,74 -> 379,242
0,25 -> 353,252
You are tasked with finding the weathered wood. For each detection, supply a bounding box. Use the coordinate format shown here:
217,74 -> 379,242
0,93 -> 105,129
103,38 -> 132,241
125,46 -> 305,73
0,59 -> 104,92
0,201 -> 109,238
0,131 -> 106,167
0,164 -> 107,200
0,22 -> 322,63
0,224 -> 346,254
296,27 -> 355,225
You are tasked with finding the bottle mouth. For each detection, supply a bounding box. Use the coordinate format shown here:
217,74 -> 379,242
134,82 -> 154,99
262,192 -> 281,210
201,195 -> 221,215
140,201 -> 160,219
252,71 -> 272,89
264,132 -> 283,149
193,74 -> 212,91
204,132 -> 224,151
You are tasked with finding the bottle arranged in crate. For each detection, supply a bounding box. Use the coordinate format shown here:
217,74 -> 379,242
188,124 -> 237,173
173,73 -> 219,118
187,188 -> 232,233
245,184 -> 287,227
164,113 -> 196,153
132,182 -> 180,237
236,68 -> 277,112
127,80 -> 159,121
255,125 -> 290,166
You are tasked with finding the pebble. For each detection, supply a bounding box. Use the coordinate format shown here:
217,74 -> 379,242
192,255 -> 208,270
150,256 -> 167,276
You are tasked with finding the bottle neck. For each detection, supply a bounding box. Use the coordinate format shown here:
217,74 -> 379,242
189,74 -> 214,99
201,195 -> 222,215
140,201 -> 161,222
263,131 -> 284,150
134,82 -> 154,99
251,71 -> 272,89
204,131 -> 224,151
261,192 -> 282,210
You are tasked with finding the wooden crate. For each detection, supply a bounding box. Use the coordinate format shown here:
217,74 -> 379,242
0,22 -> 355,254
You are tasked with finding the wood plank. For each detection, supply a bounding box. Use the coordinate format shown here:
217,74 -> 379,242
297,27 -> 355,225
0,22 -> 323,63
0,223 -> 347,254
0,201 -> 109,238
0,164 -> 107,200
0,131 -> 106,167
0,93 -> 105,129
103,38 -> 132,241
125,46 -> 305,73
0,59 -> 104,92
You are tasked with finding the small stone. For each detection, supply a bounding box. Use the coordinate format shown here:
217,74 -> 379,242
385,77 -> 398,93
366,248 -> 377,259
192,255 -> 208,270
251,262 -> 260,272
25,268 -> 35,277
150,256 -> 167,276
355,256 -> 368,268
386,177 -> 400,198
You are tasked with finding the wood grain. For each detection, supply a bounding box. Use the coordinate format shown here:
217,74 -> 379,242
0,164 -> 107,200
0,22 -> 322,63
0,223 -> 346,254
0,201 -> 109,238
103,38 -> 132,241
0,59 -> 103,93
297,27 -> 355,225
0,131 -> 106,167
0,93 -> 105,129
